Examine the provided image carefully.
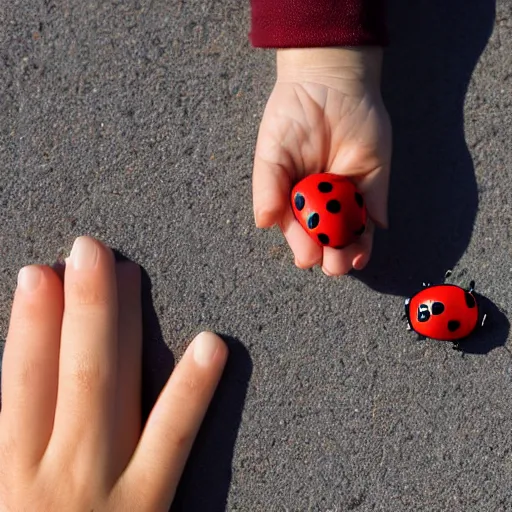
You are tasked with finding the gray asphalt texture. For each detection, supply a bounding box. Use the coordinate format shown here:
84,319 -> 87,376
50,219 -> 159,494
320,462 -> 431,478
1,0 -> 512,511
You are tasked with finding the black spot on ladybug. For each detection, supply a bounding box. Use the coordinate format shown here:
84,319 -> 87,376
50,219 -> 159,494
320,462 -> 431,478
354,225 -> 365,236
355,192 -> 364,208
465,292 -> 476,309
294,193 -> 305,211
307,213 -> 319,229
318,233 -> 330,245
326,199 -> 341,213
432,302 -> 445,315
417,304 -> 430,322
448,320 -> 461,332
318,182 -> 333,193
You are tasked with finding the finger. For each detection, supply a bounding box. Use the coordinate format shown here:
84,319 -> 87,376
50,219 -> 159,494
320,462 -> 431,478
321,246 -> 353,276
279,206 -> 323,269
49,236 -> 118,466
252,155 -> 292,228
356,166 -> 390,229
321,221 -> 374,276
116,332 -> 228,511
352,221 -> 375,271
112,262 -> 142,477
0,265 -> 63,464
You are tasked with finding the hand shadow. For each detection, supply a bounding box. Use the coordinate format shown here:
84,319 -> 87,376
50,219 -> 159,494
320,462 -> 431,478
112,249 -> 176,422
171,335 -> 252,512
113,251 -> 252,510
357,0 -> 496,296
139,267 -> 176,424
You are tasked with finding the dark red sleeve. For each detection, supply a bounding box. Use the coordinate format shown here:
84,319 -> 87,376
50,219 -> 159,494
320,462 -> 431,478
250,0 -> 388,48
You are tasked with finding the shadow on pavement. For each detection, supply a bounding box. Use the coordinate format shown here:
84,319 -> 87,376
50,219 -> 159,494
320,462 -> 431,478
171,336 -> 252,512
139,266 -> 176,424
357,0 -> 496,297
113,251 -> 252,511
459,295 -> 510,355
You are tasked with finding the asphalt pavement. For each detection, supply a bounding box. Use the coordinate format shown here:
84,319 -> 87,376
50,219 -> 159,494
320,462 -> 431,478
1,0 -> 511,510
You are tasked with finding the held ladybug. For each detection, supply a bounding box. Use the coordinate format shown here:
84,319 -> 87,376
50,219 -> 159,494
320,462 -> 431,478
291,173 -> 367,249
404,274 -> 486,349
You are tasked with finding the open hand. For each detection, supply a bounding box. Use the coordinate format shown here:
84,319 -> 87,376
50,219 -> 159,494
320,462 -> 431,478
253,47 -> 392,275
0,236 -> 228,511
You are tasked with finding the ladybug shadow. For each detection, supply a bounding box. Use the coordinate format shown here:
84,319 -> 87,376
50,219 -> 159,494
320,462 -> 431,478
356,0 -> 496,297
113,251 -> 252,511
457,295 -> 510,355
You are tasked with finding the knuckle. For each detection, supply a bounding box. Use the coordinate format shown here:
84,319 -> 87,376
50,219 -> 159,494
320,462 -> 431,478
173,373 -> 202,400
69,281 -> 109,308
166,371 -> 210,412
179,375 -> 200,393
9,303 -> 44,337
9,356 -> 38,389
166,423 -> 193,451
69,355 -> 105,393
0,431 -> 15,465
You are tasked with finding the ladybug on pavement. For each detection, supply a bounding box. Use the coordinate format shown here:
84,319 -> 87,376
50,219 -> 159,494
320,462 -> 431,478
405,273 -> 486,349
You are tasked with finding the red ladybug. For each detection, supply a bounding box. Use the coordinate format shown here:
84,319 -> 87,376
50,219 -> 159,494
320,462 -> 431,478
291,173 -> 367,249
405,277 -> 485,347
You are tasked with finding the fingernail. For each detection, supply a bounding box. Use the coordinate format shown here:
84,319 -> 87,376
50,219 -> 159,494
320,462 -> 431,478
193,332 -> 219,366
295,257 -> 305,268
70,237 -> 98,270
17,266 -> 42,292
353,256 -> 366,271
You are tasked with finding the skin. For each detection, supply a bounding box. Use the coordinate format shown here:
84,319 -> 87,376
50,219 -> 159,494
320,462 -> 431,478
0,236 -> 228,511
253,47 -> 392,276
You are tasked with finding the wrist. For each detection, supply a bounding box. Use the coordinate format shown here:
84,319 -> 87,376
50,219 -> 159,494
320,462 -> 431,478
276,47 -> 383,92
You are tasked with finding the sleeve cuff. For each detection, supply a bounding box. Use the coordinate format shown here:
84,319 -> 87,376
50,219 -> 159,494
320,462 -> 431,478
249,0 -> 388,49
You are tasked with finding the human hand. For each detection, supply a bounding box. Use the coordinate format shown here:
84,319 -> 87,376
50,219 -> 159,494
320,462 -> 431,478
0,236 -> 228,511
253,47 -> 392,276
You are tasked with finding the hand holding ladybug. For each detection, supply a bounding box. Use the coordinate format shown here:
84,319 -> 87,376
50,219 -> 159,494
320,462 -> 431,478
252,48 -> 391,276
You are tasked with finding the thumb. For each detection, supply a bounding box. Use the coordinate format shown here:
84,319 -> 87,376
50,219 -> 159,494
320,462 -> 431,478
252,154 -> 292,228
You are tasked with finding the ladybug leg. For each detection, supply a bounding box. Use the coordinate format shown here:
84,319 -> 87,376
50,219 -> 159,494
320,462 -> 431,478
403,298 -> 411,325
469,280 -> 476,293
452,341 -> 462,351
444,269 -> 453,281
416,334 -> 426,341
